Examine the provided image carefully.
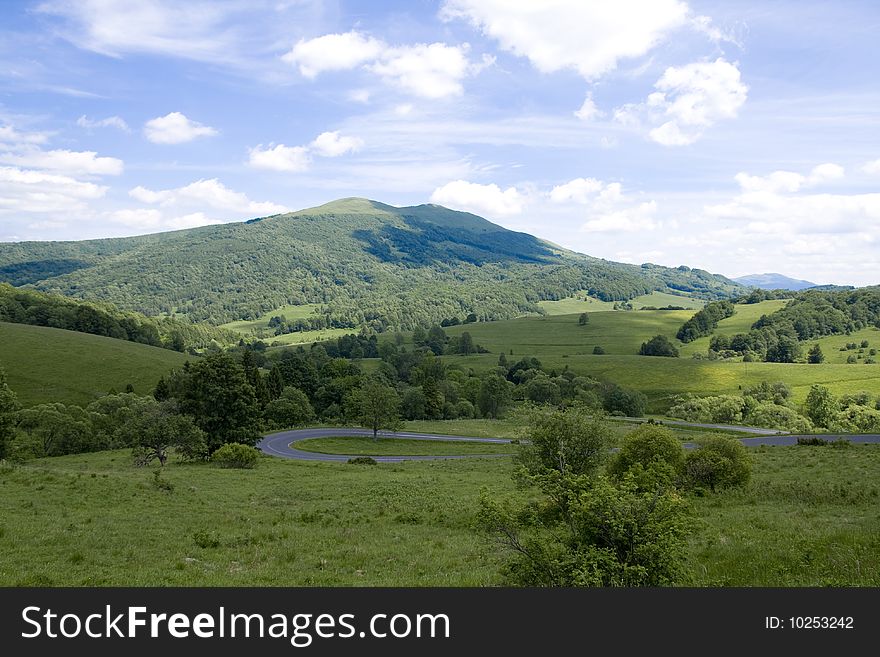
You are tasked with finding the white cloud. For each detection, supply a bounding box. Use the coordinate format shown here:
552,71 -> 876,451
550,177 -> 604,204
283,31 -> 489,99
806,162 -> 845,185
617,58 -> 748,145
0,125 -> 50,146
0,166 -> 107,214
77,115 -> 130,132
128,178 -> 286,216
862,159 -> 880,175
583,201 -> 659,233
574,94 -> 602,122
440,0 -> 689,80
143,112 -> 218,144
248,143 -> 311,172
282,31 -> 386,78
734,163 -> 845,194
430,180 -> 524,217
310,131 -> 364,157
0,148 -> 123,176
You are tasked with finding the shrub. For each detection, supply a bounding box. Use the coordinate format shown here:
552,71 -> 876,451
592,346 -> 605,355
212,442 -> 260,469
683,437 -> 751,492
638,334 -> 679,357
347,456 -> 378,465
608,425 -> 685,490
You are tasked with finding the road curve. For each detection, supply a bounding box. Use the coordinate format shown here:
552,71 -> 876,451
259,428 -> 880,462
259,427 -> 512,463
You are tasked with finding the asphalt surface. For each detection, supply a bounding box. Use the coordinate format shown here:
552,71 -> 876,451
259,427 -> 880,462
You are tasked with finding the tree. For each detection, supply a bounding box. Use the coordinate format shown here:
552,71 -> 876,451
592,345 -> 605,355
124,401 -> 207,466
683,436 -> 751,492
639,335 -> 679,357
347,379 -> 401,440
517,405 -> 614,476
478,473 -> 692,586
578,312 -> 589,326
177,353 -> 260,451
266,366 -> 285,400
153,376 -> 170,401
477,374 -> 512,419
263,387 -> 315,429
807,343 -> 825,364
458,331 -> 475,355
608,425 -> 685,489
804,384 -> 837,428
0,363 -> 19,460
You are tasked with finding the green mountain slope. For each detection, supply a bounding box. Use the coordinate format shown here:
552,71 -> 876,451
0,322 -> 189,406
0,198 -> 745,330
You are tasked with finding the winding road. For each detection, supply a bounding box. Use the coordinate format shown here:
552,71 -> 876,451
259,427 -> 880,463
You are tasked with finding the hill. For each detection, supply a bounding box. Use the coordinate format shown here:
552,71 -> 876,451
0,322 -> 189,406
0,198 -> 745,331
734,273 -> 818,290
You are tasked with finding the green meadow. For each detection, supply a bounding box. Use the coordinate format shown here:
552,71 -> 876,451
0,322 -> 189,407
2,443 -> 878,586
538,290 -> 704,315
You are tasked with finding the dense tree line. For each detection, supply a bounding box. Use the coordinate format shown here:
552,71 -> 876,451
676,301 -> 735,342
0,284 -> 236,352
709,288 -> 880,362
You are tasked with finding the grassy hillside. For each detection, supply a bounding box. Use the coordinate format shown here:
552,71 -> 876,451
0,322 -> 189,406
0,198 -> 744,331
538,290 -> 704,315
1,445 -> 878,586
437,304 -> 880,411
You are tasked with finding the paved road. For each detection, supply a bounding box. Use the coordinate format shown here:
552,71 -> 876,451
259,427 -> 880,462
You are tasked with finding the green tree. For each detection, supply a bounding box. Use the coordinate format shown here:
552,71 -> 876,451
177,353 -> 260,451
804,384 -> 837,428
608,424 -> 685,489
0,363 -> 19,460
263,386 -> 315,429
153,376 -> 170,401
807,343 -> 825,364
517,405 -> 613,476
477,374 -> 512,419
683,436 -> 751,492
479,472 -> 692,586
578,312 -> 589,326
458,331 -> 475,355
347,379 -> 401,440
124,401 -> 207,466
266,366 -> 285,400
638,334 -> 679,357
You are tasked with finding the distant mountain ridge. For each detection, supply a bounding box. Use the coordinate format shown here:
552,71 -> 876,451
0,198 -> 746,330
734,273 -> 819,291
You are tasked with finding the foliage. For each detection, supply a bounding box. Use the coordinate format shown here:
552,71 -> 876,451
346,378 -> 401,439
608,425 -> 685,489
263,386 -> 315,429
515,405 -> 614,477
676,301 -> 735,342
347,456 -> 378,465
124,400 -> 207,466
479,472 -> 693,586
212,442 -> 260,469
804,385 -> 837,429
683,436 -> 752,492
0,363 -> 19,459
639,334 -> 680,357
477,373 -> 513,419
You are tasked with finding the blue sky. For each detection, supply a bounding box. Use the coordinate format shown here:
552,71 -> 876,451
1,0 -> 879,285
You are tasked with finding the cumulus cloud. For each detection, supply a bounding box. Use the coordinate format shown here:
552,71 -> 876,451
282,31 -> 386,78
706,165 -> 878,236
574,95 -> 602,122
247,130 -> 363,172
143,112 -> 218,144
0,148 -> 123,176
0,125 -> 50,146
430,180 -> 525,217
310,131 -> 364,157
616,58 -> 748,145
283,30 -> 490,99
860,159 -> 880,175
550,177 -> 660,233
440,0 -> 689,80
128,178 -> 286,216
0,166 -> 107,215
248,143 -> 311,172
77,115 -> 130,132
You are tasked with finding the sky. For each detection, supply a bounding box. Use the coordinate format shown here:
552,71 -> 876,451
1,0 -> 879,286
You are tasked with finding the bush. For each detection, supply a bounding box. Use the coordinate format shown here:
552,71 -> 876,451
608,425 -> 685,490
638,334 -> 679,358
516,405 -> 614,476
683,437 -> 751,492
592,346 -> 605,355
796,437 -> 829,446
347,456 -> 378,465
212,442 -> 260,469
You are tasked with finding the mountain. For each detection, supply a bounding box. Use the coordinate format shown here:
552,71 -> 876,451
733,273 -> 819,291
0,198 -> 746,330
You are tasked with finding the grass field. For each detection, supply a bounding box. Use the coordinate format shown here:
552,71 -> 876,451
220,304 -> 350,347
294,436 -> 518,456
538,291 -> 704,315
0,322 -> 189,407
2,444 -> 878,586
